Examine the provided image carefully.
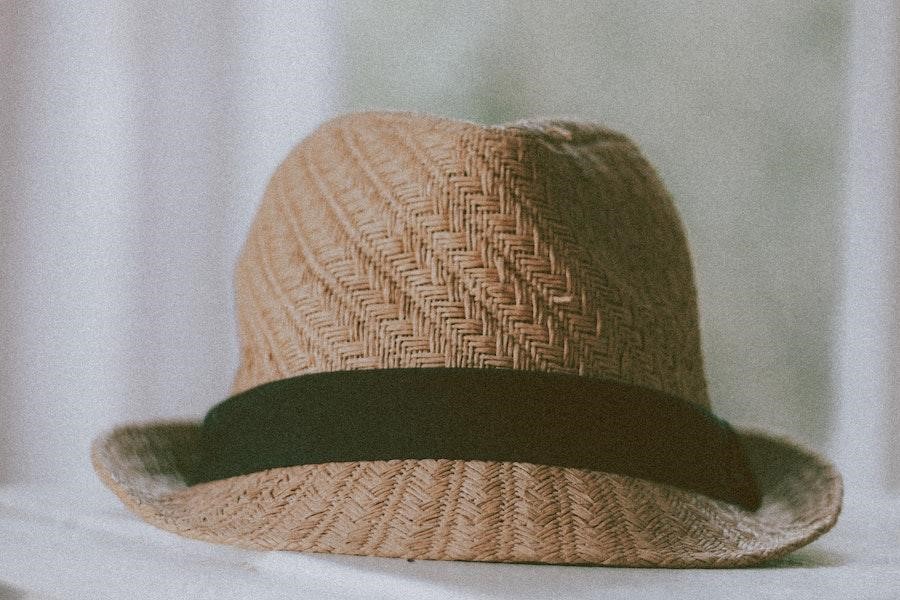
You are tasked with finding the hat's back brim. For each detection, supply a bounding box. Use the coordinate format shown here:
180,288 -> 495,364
91,423 -> 841,567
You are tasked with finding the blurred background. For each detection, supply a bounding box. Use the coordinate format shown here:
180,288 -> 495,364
0,1 -> 896,502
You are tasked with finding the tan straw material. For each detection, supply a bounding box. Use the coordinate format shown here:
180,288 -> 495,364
92,111 -> 842,567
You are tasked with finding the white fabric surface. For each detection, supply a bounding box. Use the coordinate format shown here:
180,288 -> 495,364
1,484 -> 897,600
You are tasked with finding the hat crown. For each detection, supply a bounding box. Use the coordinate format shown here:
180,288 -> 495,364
232,112 -> 709,408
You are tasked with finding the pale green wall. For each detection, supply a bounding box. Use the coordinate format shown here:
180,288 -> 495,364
337,1 -> 847,448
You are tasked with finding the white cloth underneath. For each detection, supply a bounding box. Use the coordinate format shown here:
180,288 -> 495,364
0,483 -> 897,600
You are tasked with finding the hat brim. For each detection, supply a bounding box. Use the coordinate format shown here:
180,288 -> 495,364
91,423 -> 841,567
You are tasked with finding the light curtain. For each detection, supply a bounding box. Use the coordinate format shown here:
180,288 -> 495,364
0,1 -> 895,502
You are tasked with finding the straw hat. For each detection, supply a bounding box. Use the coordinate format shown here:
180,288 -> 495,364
92,111 -> 842,567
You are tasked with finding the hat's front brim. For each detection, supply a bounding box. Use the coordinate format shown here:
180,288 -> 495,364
91,423 -> 841,567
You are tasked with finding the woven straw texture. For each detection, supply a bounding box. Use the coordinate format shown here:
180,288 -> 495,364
230,112 -> 707,405
92,111 -> 842,566
93,424 -> 841,567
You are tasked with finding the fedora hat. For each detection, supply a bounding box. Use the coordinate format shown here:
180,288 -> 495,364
92,111 -> 841,567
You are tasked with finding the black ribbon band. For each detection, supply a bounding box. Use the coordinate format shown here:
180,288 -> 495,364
194,368 -> 761,510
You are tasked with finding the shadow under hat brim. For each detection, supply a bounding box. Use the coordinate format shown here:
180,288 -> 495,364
91,423 -> 841,567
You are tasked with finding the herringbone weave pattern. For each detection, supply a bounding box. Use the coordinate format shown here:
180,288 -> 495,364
91,112 -> 842,566
231,112 -> 707,406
